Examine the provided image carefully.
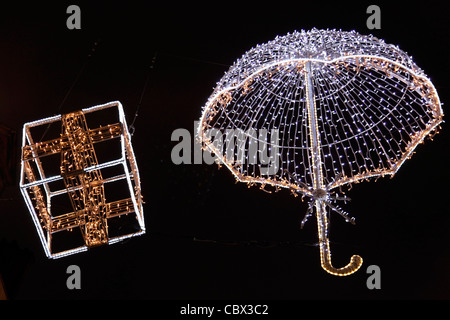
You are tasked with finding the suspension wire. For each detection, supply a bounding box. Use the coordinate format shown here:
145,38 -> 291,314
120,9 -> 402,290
129,51 -> 158,137
151,231 -> 360,249
144,230 -> 320,248
37,47 -> 220,140
38,40 -> 100,142
192,236 -> 320,248
163,52 -> 229,67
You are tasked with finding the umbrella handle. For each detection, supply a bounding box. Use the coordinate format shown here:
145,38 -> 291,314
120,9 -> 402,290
315,201 -> 363,276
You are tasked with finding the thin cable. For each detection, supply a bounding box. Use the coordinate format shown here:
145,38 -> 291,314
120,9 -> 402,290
39,40 -> 100,142
163,52 -> 229,67
129,51 -> 158,136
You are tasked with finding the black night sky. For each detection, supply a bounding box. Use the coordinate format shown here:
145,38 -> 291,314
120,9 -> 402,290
1,1 -> 450,305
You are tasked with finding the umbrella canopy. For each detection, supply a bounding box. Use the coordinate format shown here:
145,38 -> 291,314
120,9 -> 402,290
197,29 -> 443,276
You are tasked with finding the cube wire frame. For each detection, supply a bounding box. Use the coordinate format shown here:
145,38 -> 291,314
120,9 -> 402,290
19,101 -> 146,259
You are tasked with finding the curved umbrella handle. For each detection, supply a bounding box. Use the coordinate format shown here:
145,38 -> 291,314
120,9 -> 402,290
315,201 -> 363,276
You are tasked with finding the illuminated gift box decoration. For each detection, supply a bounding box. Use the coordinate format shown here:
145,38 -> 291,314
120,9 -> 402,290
19,101 -> 145,258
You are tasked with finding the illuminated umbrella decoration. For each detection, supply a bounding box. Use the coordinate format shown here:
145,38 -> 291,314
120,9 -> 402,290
197,29 -> 443,276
